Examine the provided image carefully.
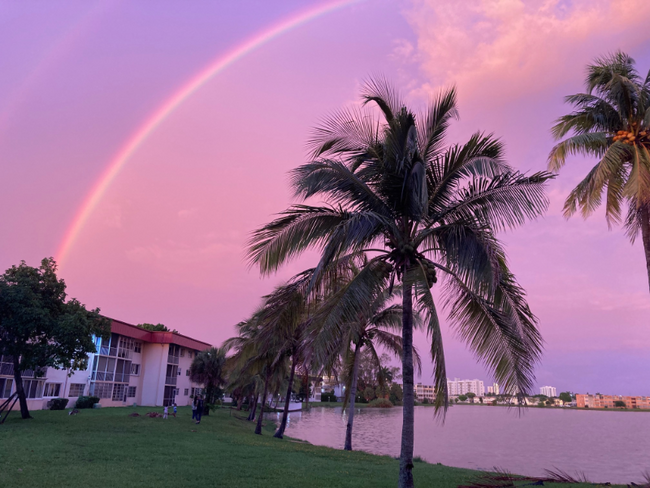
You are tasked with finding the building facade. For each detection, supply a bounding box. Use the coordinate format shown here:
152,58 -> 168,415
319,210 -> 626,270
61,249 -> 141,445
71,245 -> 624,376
415,383 -> 436,401
576,394 -> 650,409
540,386 -> 557,397
0,318 -> 211,411
447,378 -> 485,397
487,383 -> 500,395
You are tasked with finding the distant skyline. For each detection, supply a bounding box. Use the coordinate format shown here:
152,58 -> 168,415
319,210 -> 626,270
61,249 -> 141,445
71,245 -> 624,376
1,0 -> 649,395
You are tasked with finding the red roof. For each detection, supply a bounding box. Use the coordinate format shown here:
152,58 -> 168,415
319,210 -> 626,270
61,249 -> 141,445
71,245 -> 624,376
107,318 -> 212,351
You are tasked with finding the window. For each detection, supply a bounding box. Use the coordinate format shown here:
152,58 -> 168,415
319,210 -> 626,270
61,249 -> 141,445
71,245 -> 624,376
175,388 -> 180,395
90,382 -> 113,399
191,387 -> 203,397
134,342 -> 142,354
0,378 -> 13,398
112,384 -> 127,402
180,348 -> 185,358
127,386 -> 136,398
177,369 -> 181,376
186,369 -> 190,376
68,383 -> 85,397
22,380 -> 44,399
131,364 -> 140,376
184,388 -> 189,396
44,383 -> 61,397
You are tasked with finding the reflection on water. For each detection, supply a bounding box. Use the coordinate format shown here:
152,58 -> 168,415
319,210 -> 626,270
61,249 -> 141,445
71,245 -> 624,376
268,405 -> 650,484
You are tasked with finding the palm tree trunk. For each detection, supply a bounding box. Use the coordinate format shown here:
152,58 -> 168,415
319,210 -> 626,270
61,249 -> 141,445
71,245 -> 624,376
248,393 -> 259,421
255,370 -> 271,435
344,341 -> 362,451
12,356 -> 31,420
274,355 -> 297,439
399,281 -> 415,488
640,206 -> 650,293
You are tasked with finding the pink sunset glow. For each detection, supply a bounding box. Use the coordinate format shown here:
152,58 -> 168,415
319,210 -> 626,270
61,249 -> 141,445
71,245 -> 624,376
1,0 -> 648,395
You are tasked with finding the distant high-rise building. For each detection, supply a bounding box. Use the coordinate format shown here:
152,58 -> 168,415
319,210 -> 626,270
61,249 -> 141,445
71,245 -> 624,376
540,386 -> 557,397
447,378 -> 485,396
487,383 -> 500,395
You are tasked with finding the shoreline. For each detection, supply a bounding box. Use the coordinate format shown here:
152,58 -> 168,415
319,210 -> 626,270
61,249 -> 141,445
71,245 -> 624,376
309,401 -> 650,413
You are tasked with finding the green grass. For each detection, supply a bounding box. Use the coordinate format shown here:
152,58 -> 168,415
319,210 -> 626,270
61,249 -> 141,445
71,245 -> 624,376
0,406 -> 615,488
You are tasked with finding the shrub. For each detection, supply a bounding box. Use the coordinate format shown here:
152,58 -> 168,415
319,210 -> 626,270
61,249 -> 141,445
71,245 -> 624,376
368,398 -> 393,408
422,398 -> 430,404
75,396 -> 100,409
49,398 -> 69,410
320,392 -> 337,402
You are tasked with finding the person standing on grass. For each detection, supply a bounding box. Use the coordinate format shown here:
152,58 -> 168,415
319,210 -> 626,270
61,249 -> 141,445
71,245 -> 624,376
195,396 -> 203,424
191,397 -> 197,421
163,405 -> 168,419
173,402 -> 177,418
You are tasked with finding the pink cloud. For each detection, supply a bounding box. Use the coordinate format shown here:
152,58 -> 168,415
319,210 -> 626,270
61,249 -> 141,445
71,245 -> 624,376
404,0 -> 650,103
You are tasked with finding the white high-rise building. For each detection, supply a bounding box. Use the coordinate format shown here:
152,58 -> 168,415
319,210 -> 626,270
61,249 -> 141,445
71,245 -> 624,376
540,386 -> 557,397
447,378 -> 485,397
487,383 -> 500,395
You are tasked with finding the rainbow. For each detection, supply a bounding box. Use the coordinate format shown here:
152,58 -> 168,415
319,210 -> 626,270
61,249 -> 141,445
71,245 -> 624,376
56,0 -> 364,267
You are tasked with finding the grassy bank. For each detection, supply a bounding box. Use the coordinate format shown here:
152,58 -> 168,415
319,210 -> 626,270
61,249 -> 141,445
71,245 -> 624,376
0,406 -> 611,488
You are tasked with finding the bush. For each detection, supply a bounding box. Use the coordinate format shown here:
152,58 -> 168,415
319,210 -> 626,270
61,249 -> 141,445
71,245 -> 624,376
49,398 -> 69,410
422,398 -> 430,404
368,398 -> 393,408
320,392 -> 337,402
75,396 -> 99,409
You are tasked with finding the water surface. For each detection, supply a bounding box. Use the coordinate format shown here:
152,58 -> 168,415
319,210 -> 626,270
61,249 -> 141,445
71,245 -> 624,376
268,405 -> 650,484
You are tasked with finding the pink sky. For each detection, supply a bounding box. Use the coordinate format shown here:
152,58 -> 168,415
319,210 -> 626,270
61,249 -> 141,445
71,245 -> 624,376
1,0 -> 649,395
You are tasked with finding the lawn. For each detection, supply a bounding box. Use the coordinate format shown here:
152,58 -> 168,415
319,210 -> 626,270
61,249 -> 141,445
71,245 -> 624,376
0,406 -> 613,488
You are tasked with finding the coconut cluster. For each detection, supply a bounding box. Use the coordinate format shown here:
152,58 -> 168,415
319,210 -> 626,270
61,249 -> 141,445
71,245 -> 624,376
612,127 -> 647,144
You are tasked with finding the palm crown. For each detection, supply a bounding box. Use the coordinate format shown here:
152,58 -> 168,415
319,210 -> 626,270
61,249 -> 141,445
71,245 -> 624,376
548,51 -> 650,290
248,78 -> 551,487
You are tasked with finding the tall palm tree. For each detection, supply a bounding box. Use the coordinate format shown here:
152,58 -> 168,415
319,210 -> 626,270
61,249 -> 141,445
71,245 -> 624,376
548,51 -> 650,291
248,79 -> 551,487
189,347 -> 227,405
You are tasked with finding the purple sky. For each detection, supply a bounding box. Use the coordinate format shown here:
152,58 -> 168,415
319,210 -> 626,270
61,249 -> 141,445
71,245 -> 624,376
1,0 -> 649,395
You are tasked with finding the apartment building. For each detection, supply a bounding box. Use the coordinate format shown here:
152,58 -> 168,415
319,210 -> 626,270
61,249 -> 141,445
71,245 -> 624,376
0,318 -> 211,411
487,383 -> 500,395
540,386 -> 557,397
415,383 -> 436,402
576,393 -> 650,409
447,378 -> 485,397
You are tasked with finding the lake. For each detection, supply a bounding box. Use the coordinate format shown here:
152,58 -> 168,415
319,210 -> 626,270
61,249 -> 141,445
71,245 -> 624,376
267,405 -> 650,484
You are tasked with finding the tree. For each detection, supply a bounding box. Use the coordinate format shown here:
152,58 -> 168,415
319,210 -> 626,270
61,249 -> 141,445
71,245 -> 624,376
314,263 -> 418,451
548,51 -> 650,291
0,258 -> 109,419
248,79 -> 550,487
614,400 -> 626,408
466,392 -> 476,403
559,391 -> 573,403
458,395 -> 468,402
390,383 -> 403,404
224,311 -> 290,434
137,323 -> 178,333
190,347 -> 227,405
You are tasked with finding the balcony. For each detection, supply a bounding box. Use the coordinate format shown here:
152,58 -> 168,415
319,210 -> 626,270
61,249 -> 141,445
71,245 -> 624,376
114,373 -> 131,383
167,355 -> 179,365
116,348 -> 132,359
165,376 -> 177,386
99,346 -> 118,357
93,372 -> 115,381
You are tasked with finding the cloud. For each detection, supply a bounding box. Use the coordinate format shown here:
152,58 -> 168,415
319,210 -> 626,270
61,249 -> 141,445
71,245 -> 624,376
403,0 -> 650,102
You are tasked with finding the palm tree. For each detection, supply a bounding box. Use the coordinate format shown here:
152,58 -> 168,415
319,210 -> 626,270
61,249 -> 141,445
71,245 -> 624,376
248,79 -> 551,487
224,314 -> 288,435
548,51 -> 650,290
189,347 -> 227,406
314,264 -> 421,451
